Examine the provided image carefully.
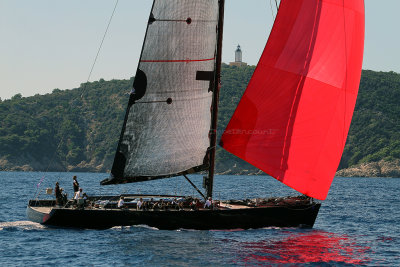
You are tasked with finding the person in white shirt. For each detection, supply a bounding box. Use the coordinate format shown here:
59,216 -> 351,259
73,188 -> 84,208
137,198 -> 143,210
204,197 -> 212,209
117,196 -> 125,208
74,188 -> 83,200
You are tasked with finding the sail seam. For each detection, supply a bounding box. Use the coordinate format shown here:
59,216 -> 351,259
140,58 -> 215,63
280,0 -> 322,170
152,19 -> 217,23
341,0 -> 349,149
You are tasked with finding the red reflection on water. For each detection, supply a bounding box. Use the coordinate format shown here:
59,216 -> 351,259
241,231 -> 371,265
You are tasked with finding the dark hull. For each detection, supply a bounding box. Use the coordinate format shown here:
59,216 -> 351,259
27,200 -> 320,230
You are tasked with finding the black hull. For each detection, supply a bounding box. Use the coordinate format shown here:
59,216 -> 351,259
27,200 -> 320,230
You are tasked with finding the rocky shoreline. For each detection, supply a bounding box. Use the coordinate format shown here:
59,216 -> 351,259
1,157 -> 399,178
335,159 -> 400,178
216,159 -> 400,178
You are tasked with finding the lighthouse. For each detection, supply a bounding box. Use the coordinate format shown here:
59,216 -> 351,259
235,44 -> 242,62
229,44 -> 247,67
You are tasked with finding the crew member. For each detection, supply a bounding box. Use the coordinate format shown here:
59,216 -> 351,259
74,188 -> 83,200
73,176 -> 79,194
55,182 -> 62,205
137,198 -> 143,210
118,196 -> 125,208
204,197 -> 213,209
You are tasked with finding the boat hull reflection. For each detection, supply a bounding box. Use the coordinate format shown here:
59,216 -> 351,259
239,230 -> 371,265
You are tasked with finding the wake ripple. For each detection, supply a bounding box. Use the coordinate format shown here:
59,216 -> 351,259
0,220 -> 45,231
110,224 -> 160,231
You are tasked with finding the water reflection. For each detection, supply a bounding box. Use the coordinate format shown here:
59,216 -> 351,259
237,230 -> 371,265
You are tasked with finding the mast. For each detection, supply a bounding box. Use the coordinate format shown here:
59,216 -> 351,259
206,0 -> 225,199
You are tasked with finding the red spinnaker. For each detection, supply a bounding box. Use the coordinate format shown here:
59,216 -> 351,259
220,0 -> 365,200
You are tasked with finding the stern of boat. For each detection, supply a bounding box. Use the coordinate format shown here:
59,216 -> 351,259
26,200 -> 55,224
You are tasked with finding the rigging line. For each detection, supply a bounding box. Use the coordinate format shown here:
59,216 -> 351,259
32,1 -> 119,198
80,0 -> 119,98
183,174 -> 206,200
269,0 -> 276,20
32,135 -> 66,200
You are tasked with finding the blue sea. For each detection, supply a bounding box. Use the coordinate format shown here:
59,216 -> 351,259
0,172 -> 399,266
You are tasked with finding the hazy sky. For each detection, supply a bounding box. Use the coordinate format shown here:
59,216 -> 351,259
1,0 -> 399,100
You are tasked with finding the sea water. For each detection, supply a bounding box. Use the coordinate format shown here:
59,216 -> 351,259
0,172 -> 399,266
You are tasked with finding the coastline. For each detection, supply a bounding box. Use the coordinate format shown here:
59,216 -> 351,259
1,158 -> 399,178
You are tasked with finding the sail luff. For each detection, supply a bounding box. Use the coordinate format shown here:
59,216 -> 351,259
220,0 -> 365,200
102,1 -> 157,185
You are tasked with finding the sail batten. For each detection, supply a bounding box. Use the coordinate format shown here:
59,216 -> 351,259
220,0 -> 365,200
103,0 -> 219,185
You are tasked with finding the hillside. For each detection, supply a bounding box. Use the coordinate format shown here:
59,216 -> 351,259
0,66 -> 399,177
338,70 -> 400,176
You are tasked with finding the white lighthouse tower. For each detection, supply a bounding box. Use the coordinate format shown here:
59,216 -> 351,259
229,44 -> 247,67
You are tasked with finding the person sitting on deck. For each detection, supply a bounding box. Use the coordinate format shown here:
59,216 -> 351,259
61,188 -> 68,204
178,200 -> 184,211
204,197 -> 213,209
171,198 -> 179,210
151,200 -> 159,210
82,193 -> 89,206
190,199 -> 198,211
159,199 -> 166,210
137,198 -> 143,210
117,196 -> 125,209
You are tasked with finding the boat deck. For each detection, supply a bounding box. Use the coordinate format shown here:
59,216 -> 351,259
28,195 -> 315,213
30,205 -> 247,212
30,202 -> 310,213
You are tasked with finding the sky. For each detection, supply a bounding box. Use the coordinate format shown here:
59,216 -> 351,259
0,0 -> 399,100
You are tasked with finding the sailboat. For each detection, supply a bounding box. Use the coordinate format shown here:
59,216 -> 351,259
27,0 -> 365,230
